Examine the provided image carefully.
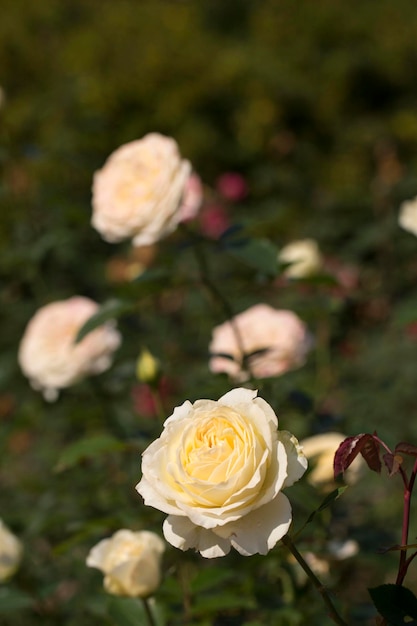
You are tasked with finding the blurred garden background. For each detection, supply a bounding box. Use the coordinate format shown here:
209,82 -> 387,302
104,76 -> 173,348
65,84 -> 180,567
2,0 -> 417,624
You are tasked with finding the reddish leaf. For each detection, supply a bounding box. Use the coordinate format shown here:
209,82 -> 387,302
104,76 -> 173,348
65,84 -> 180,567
395,442 -> 417,458
383,453 -> 403,477
334,433 -> 381,478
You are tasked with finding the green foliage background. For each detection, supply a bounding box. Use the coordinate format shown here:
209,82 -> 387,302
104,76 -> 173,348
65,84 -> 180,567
2,1 -> 417,624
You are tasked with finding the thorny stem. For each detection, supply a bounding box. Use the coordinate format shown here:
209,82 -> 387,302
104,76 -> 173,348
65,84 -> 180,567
142,597 -> 157,626
281,535 -> 349,626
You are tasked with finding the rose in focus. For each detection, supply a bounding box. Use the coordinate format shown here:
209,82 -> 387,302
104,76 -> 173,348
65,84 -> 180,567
0,519 -> 23,582
18,296 -> 121,401
136,388 -> 307,558
92,133 -> 191,246
86,529 -> 165,597
209,304 -> 312,381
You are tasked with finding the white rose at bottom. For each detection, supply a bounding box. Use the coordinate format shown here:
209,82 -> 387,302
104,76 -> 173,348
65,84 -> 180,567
136,388 -> 307,558
86,530 -> 165,597
0,519 -> 23,582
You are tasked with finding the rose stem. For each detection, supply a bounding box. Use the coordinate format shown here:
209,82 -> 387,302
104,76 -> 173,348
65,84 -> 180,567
142,598 -> 157,626
281,535 -> 348,626
187,229 -> 255,380
396,457 -> 417,585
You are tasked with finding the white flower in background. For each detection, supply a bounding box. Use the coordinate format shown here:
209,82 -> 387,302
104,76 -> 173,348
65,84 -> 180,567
92,133 -> 191,246
209,304 -> 312,382
18,296 -> 121,401
399,196 -> 417,237
87,530 -> 165,597
0,520 -> 23,582
300,432 -> 364,489
136,388 -> 307,558
279,238 -> 323,278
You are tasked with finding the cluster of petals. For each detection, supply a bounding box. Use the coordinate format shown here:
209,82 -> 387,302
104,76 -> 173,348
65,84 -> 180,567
18,296 -> 121,401
278,238 -> 323,279
209,303 -> 312,381
399,195 -> 417,237
136,388 -> 307,558
87,529 -> 165,597
92,133 -> 192,246
0,519 -> 23,582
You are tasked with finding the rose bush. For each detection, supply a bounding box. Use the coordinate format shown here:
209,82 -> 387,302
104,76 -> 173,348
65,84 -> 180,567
18,296 -> 121,401
91,132 -> 191,246
0,519 -> 23,582
136,388 -> 307,558
86,529 -> 165,597
209,304 -> 312,381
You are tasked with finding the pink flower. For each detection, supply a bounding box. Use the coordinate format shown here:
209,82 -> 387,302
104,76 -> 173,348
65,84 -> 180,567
216,172 -> 248,202
18,297 -> 121,401
92,133 -> 191,246
209,303 -> 312,381
199,204 -> 230,239
178,173 -> 204,223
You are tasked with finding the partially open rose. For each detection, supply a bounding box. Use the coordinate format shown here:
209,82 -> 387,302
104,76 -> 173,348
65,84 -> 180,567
92,133 -> 191,246
136,388 -> 307,558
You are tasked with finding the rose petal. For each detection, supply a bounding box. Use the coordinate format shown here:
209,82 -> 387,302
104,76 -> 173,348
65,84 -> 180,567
279,430 -> 308,488
163,516 -> 231,558
215,492 -> 292,556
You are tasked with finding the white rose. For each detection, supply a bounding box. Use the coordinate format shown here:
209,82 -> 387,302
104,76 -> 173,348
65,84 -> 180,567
18,296 -> 121,401
92,133 -> 191,246
209,304 -> 312,382
0,520 -> 23,582
136,388 -> 307,558
87,530 -> 165,597
399,196 -> 417,237
279,238 -> 323,278
300,432 -> 364,489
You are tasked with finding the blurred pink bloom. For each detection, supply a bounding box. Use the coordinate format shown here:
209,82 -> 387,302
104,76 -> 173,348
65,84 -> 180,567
199,204 -> 230,239
209,303 -> 312,381
131,377 -> 173,418
216,172 -> 248,202
178,173 -> 204,223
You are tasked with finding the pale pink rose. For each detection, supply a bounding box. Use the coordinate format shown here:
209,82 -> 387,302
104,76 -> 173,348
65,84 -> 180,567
209,304 -> 312,381
18,297 -> 121,401
92,133 -> 191,246
216,172 -> 248,202
136,388 -> 307,558
178,173 -> 203,223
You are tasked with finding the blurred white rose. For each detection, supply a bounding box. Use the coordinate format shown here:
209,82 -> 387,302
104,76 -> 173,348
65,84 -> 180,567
399,196 -> 417,237
18,296 -> 121,401
137,388 -> 307,558
92,133 -> 191,246
279,238 -> 323,278
209,304 -> 312,382
0,520 -> 23,582
300,432 -> 364,489
178,172 -> 204,223
87,529 -> 165,597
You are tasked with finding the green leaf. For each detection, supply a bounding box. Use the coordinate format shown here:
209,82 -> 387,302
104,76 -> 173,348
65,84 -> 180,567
0,588 -> 33,613
225,237 -> 279,276
294,487 -> 348,537
107,597 -> 164,626
369,584 -> 417,625
54,434 -> 126,472
75,299 -> 136,343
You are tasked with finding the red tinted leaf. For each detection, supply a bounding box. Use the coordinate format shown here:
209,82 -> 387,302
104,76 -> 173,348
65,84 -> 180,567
334,433 -> 381,479
383,453 -> 403,477
395,442 -> 417,458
